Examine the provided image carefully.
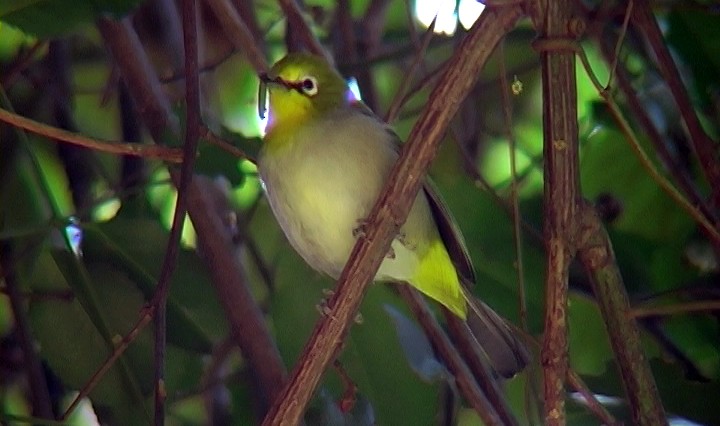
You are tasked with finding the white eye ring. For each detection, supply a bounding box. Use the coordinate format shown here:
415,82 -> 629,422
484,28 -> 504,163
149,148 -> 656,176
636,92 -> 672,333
300,76 -> 318,96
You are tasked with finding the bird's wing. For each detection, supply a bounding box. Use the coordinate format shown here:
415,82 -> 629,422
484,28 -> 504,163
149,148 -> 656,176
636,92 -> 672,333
422,180 -> 476,286
350,101 -> 477,286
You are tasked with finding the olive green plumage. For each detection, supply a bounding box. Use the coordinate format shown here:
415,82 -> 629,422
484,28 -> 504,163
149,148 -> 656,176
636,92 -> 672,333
258,53 -> 528,377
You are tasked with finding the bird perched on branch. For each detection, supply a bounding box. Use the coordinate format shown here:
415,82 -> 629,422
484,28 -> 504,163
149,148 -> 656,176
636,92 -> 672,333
257,53 -> 528,378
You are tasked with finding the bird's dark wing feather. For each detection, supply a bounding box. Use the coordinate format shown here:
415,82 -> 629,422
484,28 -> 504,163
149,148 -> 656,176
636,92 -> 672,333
351,101 -> 477,285
422,180 -> 476,286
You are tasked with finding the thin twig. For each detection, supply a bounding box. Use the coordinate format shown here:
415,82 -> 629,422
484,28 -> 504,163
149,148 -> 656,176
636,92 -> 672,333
498,39 -> 540,424
98,14 -> 286,414
567,369 -> 620,426
0,251 -> 54,419
630,299 -> 720,318
203,0 -> 268,73
399,287 -> 503,426
498,40 -> 528,336
62,308 -> 154,420
596,34 -> 720,258
277,0 -> 328,58
0,108 -> 183,162
0,40 -> 46,87
151,1 -> 202,422
605,0 -> 633,90
384,19 -> 435,123
575,48 -> 720,244
260,6 -> 524,425
443,313 -> 518,425
631,0 -> 720,209
201,125 -> 253,161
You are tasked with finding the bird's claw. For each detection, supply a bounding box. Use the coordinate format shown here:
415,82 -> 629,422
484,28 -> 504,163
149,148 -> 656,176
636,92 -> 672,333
352,219 -> 368,239
316,289 -> 363,324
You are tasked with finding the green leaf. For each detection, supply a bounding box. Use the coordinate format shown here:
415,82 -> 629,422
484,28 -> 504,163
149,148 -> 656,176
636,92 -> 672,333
82,212 -> 229,353
0,0 -> 144,38
29,252 -> 152,420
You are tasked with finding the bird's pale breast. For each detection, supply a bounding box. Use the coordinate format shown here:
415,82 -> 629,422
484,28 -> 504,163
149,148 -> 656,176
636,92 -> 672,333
258,109 -> 432,280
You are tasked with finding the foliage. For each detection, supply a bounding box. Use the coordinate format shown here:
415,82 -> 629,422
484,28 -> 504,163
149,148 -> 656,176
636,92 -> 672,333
1,0 -> 719,425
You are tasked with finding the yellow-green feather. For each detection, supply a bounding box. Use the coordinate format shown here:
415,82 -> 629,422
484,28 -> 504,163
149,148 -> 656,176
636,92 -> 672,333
411,239 -> 467,319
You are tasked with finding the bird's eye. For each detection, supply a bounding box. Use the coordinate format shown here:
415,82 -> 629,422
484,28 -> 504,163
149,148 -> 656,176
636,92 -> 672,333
300,76 -> 318,96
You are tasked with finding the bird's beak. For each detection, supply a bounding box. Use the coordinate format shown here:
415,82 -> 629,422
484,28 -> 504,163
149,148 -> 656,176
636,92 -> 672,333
259,73 -> 287,88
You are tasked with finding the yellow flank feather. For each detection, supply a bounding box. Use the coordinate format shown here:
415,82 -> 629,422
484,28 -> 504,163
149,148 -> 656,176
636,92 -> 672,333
411,239 -> 467,319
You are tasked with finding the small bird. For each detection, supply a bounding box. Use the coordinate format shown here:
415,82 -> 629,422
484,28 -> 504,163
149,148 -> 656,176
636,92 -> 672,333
257,53 -> 528,377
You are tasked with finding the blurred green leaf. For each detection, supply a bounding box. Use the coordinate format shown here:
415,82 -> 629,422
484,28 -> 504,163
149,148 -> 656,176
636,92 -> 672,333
667,10 -> 720,110
83,211 -> 229,352
580,122 -> 695,241
29,253 -> 152,421
0,0 -> 144,37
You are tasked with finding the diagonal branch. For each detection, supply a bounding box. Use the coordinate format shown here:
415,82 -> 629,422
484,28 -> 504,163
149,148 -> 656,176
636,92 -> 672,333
97,15 -> 287,414
151,0 -> 203,423
204,0 -> 268,73
631,0 -> 720,209
399,287 -> 503,426
260,5 -> 524,425
577,203 -> 667,426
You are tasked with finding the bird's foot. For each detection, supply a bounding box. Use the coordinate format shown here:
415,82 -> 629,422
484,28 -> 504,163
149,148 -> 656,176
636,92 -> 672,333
352,219 -> 367,239
353,219 -> 397,260
316,289 -> 363,324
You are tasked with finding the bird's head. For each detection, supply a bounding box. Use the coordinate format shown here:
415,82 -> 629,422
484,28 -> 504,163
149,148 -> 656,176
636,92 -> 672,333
259,53 -> 350,132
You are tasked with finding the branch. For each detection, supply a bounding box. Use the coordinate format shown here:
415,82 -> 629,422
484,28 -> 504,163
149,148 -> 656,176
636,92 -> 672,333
443,313 -> 518,425
203,0 -> 268,73
630,299 -> 720,318
260,5 -> 524,425
566,369 -> 620,426
631,0 -> 720,209
399,288 -> 503,426
97,16 -> 287,413
596,35 -> 718,230
277,0 -> 328,58
0,250 -> 54,419
577,203 -> 667,426
531,1 -> 581,424
0,108 -> 183,162
573,47 -> 720,244
151,0 -> 203,423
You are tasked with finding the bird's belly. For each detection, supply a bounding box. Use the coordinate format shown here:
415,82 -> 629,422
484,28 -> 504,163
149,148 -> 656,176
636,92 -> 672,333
259,111 -> 423,281
262,156 -> 378,278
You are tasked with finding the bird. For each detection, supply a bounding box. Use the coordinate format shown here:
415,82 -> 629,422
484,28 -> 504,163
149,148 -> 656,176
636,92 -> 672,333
257,52 -> 528,378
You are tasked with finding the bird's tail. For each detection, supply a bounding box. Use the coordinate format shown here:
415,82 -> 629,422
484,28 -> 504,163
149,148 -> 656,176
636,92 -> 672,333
461,287 -> 530,378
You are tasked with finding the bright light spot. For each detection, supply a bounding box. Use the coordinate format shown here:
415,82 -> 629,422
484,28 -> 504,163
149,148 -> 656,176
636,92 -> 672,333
65,219 -> 83,257
234,160 -> 262,208
481,140 -> 532,187
458,0 -> 485,29
414,0 -> 458,35
668,417 -> 704,426
92,197 -> 121,221
258,85 -> 269,137
347,77 -> 362,102
570,392 -> 623,406
62,392 -> 100,425
146,169 -> 197,248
